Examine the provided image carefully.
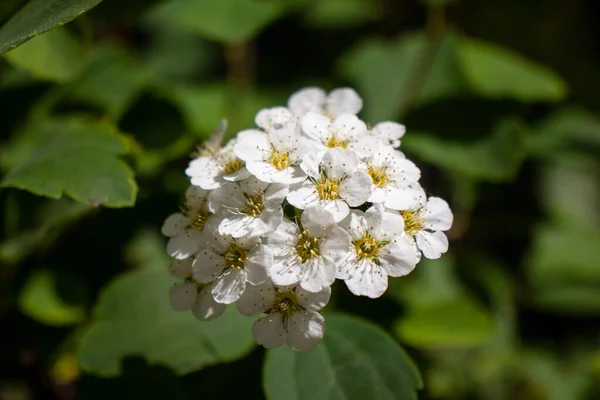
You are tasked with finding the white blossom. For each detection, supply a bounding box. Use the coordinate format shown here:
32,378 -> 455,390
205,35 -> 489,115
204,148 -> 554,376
361,140 -> 425,210
371,121 -> 406,148
287,148 -> 372,222
337,204 -> 420,298
288,87 -> 362,118
236,280 -> 330,351
193,228 -> 271,304
301,112 -> 369,154
255,106 -> 296,132
162,186 -> 215,260
396,196 -> 453,259
267,207 -> 352,292
209,178 -> 287,238
233,125 -> 311,184
169,281 -> 226,321
185,139 -> 251,190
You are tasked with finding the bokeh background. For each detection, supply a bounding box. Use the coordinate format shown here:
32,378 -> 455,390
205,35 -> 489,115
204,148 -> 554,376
1,0 -> 600,399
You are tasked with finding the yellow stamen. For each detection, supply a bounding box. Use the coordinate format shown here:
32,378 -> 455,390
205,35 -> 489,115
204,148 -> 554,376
296,231 -> 321,261
400,211 -> 422,235
316,178 -> 340,200
222,158 -> 244,175
243,194 -> 264,217
368,167 -> 387,187
224,243 -> 248,269
269,149 -> 290,170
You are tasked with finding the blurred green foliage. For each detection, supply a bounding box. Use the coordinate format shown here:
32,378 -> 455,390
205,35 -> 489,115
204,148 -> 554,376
1,0 -> 599,399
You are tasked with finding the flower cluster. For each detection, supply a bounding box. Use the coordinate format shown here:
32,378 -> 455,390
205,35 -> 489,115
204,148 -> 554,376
162,87 -> 453,351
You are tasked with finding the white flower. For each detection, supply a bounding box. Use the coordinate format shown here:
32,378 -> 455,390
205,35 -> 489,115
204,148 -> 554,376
287,148 -> 372,222
162,186 -> 215,260
361,140 -> 425,210
185,139 -> 251,190
193,230 -> 271,304
169,281 -> 226,321
397,196 -> 453,259
337,204 -> 420,298
267,207 -> 351,292
236,280 -> 330,351
209,178 -> 287,238
301,112 -> 368,153
371,121 -> 406,148
233,125 -> 311,184
255,106 -> 296,132
288,87 -> 362,118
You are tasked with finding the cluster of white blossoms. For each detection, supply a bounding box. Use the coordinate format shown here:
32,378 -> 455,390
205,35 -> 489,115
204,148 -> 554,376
162,87 -> 453,351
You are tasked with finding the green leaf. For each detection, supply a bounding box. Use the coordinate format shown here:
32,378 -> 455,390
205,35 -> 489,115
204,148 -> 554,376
403,118 -> 526,181
147,0 -> 283,44
19,269 -> 85,326
540,155 -> 600,230
69,45 -> 148,120
456,37 -> 567,102
394,297 -> 495,349
340,32 -> 468,122
1,118 -> 137,207
263,313 -> 422,400
0,198 -> 93,265
303,0 -> 381,28
527,108 -> 600,155
3,27 -> 85,82
0,0 -> 103,54
78,229 -> 256,376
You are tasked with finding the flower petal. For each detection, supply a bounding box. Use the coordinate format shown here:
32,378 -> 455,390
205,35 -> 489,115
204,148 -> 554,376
252,313 -> 287,348
185,185 -> 209,209
286,310 -> 325,351
422,197 -> 453,231
245,245 -> 272,285
301,205 -> 337,233
161,213 -> 187,237
372,121 -> 406,147
169,283 -> 197,311
384,183 -> 426,211
192,285 -> 227,321
236,280 -> 276,316
299,257 -> 335,293
271,257 -> 303,287
416,230 -> 449,259
379,238 -> 419,277
287,180 -> 319,209
192,249 -> 226,283
340,170 -> 372,207
169,258 -> 193,279
332,114 -> 366,140
167,233 -> 200,260
320,226 -> 352,263
255,107 -> 294,131
288,87 -> 326,117
233,130 -> 270,162
321,199 -> 349,223
295,285 -> 331,311
211,268 -> 247,304
301,112 -> 330,141
326,88 -> 362,117
322,148 -> 359,180
343,260 -> 389,298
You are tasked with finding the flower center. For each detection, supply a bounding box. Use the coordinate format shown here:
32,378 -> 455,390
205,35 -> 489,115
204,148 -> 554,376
296,231 -> 320,262
316,178 -> 340,200
183,203 -> 211,231
400,211 -> 422,235
222,158 -> 244,175
242,194 -> 264,217
368,167 -> 388,187
272,290 -> 301,317
224,243 -> 248,269
269,149 -> 290,171
353,234 -> 387,260
326,134 -> 348,149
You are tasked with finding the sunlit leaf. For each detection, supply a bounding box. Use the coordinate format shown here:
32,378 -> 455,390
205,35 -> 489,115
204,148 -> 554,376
3,27 -> 85,82
78,229 -> 255,376
147,0 -> 283,44
395,297 -> 495,348
1,117 -> 137,207
303,0 -> 381,28
403,118 -> 526,181
263,313 -> 422,400
0,0 -> 103,54
457,37 -> 567,102
19,269 -> 85,326
341,32 -> 467,122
